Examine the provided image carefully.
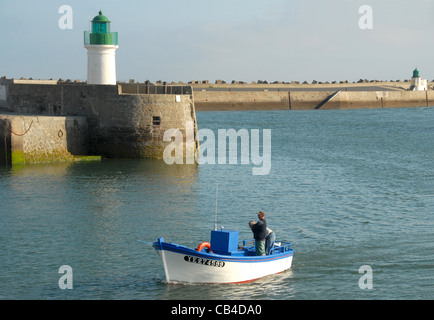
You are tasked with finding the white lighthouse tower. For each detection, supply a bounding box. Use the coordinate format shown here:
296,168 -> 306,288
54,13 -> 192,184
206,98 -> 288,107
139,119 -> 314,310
84,11 -> 119,85
409,68 -> 427,91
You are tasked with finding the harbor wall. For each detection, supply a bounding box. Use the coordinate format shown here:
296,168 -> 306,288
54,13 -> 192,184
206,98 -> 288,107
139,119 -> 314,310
194,90 -> 433,111
0,114 -> 89,165
194,91 -> 290,111
0,79 -> 198,162
332,90 -> 432,109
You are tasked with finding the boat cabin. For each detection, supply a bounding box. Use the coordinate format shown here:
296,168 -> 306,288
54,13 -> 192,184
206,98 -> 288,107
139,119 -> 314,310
210,229 -> 240,255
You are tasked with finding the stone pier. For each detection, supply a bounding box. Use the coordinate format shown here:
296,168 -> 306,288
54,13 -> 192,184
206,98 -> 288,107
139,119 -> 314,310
0,78 -> 198,165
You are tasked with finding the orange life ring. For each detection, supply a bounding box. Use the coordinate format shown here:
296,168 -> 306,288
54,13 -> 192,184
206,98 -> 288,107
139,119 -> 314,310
196,242 -> 212,253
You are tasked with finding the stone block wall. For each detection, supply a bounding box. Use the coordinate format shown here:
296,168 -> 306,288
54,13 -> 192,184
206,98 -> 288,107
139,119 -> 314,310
194,90 -> 290,111
0,115 -> 88,165
0,79 -> 198,161
93,93 -> 197,158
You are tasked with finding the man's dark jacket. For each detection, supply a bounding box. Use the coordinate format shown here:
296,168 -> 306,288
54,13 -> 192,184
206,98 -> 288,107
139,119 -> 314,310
252,219 -> 267,241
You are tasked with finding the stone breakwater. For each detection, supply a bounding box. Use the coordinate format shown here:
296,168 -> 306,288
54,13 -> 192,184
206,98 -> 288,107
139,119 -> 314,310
194,89 -> 434,111
191,81 -> 434,111
0,78 -> 198,165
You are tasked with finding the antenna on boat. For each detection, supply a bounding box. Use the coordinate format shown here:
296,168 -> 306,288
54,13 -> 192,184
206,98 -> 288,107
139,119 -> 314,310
214,182 -> 218,231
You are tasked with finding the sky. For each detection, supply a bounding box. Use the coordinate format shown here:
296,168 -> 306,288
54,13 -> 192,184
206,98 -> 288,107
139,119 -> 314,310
1,0 -> 434,83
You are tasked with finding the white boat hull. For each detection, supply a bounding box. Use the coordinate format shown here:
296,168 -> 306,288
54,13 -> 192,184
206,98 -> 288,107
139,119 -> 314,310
154,238 -> 294,284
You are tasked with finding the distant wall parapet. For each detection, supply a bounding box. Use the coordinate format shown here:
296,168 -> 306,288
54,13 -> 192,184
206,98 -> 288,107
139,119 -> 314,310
119,81 -> 192,95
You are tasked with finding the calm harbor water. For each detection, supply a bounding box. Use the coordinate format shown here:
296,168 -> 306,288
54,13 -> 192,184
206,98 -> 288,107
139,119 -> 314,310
0,107 -> 433,300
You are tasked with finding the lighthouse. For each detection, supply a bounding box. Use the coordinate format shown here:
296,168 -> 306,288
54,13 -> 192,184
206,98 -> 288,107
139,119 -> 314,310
409,68 -> 427,91
84,11 -> 119,85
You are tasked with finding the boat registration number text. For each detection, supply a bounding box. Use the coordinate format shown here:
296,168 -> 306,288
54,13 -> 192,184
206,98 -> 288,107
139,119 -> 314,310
184,255 -> 225,268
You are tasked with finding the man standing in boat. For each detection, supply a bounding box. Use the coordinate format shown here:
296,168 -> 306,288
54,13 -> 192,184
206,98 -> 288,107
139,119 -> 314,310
249,211 -> 267,256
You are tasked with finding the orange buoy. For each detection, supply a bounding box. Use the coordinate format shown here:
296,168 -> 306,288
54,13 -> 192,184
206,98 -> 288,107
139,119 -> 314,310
196,242 -> 212,253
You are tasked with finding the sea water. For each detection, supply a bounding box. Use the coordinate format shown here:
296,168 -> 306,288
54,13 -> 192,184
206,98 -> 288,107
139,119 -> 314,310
0,107 -> 433,300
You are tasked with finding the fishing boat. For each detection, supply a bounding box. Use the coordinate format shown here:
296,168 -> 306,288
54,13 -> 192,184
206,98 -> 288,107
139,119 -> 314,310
151,228 -> 294,284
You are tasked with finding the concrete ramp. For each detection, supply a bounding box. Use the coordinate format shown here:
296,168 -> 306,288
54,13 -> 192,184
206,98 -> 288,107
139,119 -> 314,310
315,91 -> 340,109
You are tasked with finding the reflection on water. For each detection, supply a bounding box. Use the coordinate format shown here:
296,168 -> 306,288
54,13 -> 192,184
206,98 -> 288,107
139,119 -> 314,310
0,159 -> 201,299
159,270 -> 295,300
8,162 -> 74,177
6,158 -> 199,181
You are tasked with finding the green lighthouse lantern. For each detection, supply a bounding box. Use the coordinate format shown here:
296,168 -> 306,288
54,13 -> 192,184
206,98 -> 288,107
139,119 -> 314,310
85,10 -> 118,46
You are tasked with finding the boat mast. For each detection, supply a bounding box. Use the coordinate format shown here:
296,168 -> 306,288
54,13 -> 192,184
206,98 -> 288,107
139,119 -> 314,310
214,182 -> 218,231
